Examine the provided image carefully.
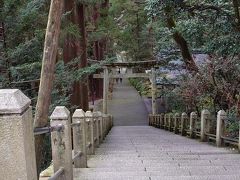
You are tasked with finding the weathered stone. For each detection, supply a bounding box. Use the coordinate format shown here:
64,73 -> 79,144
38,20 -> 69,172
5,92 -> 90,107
72,109 -> 87,168
0,89 -> 37,180
0,89 -> 31,114
50,106 -> 73,180
50,106 -> 70,120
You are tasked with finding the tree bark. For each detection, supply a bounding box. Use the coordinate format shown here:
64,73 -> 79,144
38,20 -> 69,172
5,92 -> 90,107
63,0 -> 82,108
164,7 -> 198,72
232,0 -> 240,31
77,3 -> 89,111
34,0 -> 64,175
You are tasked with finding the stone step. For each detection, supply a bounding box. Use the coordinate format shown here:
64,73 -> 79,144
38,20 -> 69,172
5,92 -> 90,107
74,168 -> 240,180
74,126 -> 240,179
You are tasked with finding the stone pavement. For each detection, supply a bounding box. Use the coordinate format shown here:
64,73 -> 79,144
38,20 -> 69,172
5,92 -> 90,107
108,79 -> 148,126
74,126 -> 240,180
74,81 -> 240,179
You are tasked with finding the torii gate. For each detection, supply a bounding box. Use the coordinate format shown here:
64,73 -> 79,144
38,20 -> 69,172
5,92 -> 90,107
93,60 -> 158,115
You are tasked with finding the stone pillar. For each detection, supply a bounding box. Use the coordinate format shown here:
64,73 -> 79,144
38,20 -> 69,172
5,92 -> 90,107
0,89 -> 37,180
72,109 -> 87,168
86,111 -> 94,155
160,114 -> 164,128
216,110 -> 226,147
103,67 -> 109,114
50,106 -> 73,180
103,114 -> 107,137
151,68 -> 157,115
164,114 -> 168,129
98,111 -> 104,143
174,113 -> 180,134
181,112 -> 188,136
189,112 -> 197,138
168,114 -> 172,131
93,112 -> 100,148
200,109 -> 210,142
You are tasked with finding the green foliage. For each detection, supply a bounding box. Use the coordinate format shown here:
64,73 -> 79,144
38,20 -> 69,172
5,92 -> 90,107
129,78 -> 150,96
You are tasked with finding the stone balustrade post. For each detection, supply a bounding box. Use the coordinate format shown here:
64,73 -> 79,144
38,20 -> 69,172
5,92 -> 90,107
148,114 -> 152,126
98,111 -> 104,143
200,109 -> 210,142
110,115 -> 114,128
50,106 -> 73,180
168,114 -> 172,131
181,112 -> 188,136
174,113 -> 180,134
154,115 -> 157,127
93,112 -> 100,148
72,109 -> 87,168
164,114 -> 168,129
189,112 -> 197,138
157,115 -> 160,128
0,89 -> 37,180
108,114 -> 112,132
103,114 -> 108,138
216,110 -> 227,147
86,111 -> 95,155
103,67 -> 109,114
151,68 -> 157,115
160,114 -> 164,128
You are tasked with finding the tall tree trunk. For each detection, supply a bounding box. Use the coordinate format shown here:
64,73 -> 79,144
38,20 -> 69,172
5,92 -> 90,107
34,0 -> 64,175
63,0 -> 81,108
164,6 -> 198,72
77,3 -> 89,111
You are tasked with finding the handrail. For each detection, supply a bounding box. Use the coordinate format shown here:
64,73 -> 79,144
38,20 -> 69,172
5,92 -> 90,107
221,136 -> 238,143
34,124 -> 64,136
205,132 -> 216,138
148,110 -> 240,152
72,151 -> 82,163
48,167 -> 64,180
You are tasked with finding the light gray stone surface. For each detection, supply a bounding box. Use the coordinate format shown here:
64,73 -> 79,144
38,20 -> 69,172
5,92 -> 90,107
73,81 -> 240,180
74,126 -> 240,180
0,89 -> 31,114
108,80 -> 148,126
0,107 -> 37,180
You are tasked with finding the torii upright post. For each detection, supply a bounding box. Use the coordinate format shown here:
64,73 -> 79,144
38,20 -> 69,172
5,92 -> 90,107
103,67 -> 109,114
151,68 -> 157,115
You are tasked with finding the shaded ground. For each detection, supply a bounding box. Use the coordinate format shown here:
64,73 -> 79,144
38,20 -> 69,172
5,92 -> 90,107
108,79 -> 148,126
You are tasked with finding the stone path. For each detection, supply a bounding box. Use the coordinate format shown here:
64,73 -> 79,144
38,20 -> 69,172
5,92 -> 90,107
108,79 -> 148,126
74,80 -> 240,179
75,126 -> 240,180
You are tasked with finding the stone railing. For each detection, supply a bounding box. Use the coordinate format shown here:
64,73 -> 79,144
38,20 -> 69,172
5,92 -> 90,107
0,89 -> 113,180
149,110 -> 240,151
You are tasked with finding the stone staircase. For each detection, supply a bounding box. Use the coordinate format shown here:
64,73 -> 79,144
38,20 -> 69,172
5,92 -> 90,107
74,126 -> 240,180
